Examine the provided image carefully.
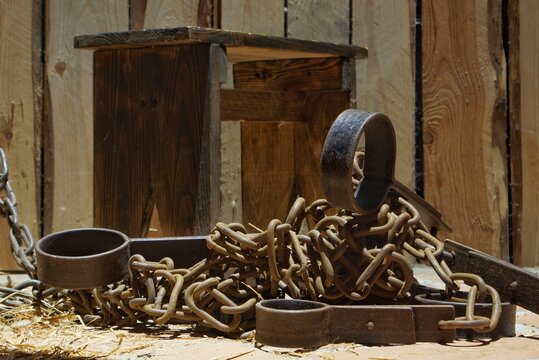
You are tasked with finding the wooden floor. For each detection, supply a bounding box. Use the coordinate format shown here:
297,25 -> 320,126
0,266 -> 538,359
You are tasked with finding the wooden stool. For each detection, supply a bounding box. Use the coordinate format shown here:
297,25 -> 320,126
75,26 -> 366,237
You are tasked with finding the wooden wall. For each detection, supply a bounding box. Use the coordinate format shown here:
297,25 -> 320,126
0,0 -> 537,267
0,1 -> 40,268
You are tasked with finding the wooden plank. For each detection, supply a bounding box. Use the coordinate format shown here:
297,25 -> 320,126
44,1 -> 128,234
131,0 -> 206,29
512,0 -> 539,266
0,1 -> 41,270
352,0 -> 415,188
508,0 -> 522,265
220,0 -> 284,36
234,58 -> 343,91
220,0 -> 284,226
129,0 -> 203,236
94,44 -> 215,237
221,89 -> 306,122
242,122 -> 295,228
130,0 -> 148,30
195,44 -> 225,233
422,0 -> 508,258
220,121 -> 242,224
295,91 -> 351,210
287,0 -> 349,44
285,0 -> 353,214
74,26 -> 367,60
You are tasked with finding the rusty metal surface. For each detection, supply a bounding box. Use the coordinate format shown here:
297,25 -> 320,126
130,236 -> 208,268
36,228 -> 130,289
321,109 -> 395,213
36,231 -> 209,289
415,292 -> 516,338
0,110 -> 523,343
320,109 -> 451,232
444,239 -> 539,314
255,299 -> 455,347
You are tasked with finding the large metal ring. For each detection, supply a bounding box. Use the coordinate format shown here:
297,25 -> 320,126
321,109 -> 396,213
36,228 -> 130,289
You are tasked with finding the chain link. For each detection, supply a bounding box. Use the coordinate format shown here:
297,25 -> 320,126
0,148 -> 37,281
0,148 -> 501,335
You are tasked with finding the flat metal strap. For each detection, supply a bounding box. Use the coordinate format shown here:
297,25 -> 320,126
255,299 -> 455,348
445,239 -> 539,314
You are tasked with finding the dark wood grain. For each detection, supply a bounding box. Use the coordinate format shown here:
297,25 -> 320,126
221,89 -> 307,122
508,0 -> 522,265
74,26 -> 367,60
233,58 -> 343,91
94,44 -> 216,237
510,0 -> 539,266
194,43 -> 224,233
241,122 -> 295,228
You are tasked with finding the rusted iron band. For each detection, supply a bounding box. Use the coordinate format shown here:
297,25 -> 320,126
36,228 -> 130,289
321,109 -> 396,213
36,229 -> 209,289
255,299 -> 455,348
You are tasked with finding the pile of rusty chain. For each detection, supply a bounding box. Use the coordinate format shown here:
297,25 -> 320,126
0,148 -> 500,334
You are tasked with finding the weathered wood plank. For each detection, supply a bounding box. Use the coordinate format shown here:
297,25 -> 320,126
422,0 -> 508,258
221,89 -> 306,122
287,0 -> 349,44
129,0 -> 147,30
285,0 -> 353,214
131,0 -> 206,29
44,0 -> 128,234
512,0 -> 539,266
0,0 -> 41,269
220,0 -> 284,225
234,58 -> 343,91
352,0 -> 415,188
242,122 -> 295,228
295,91 -> 351,210
195,44 -> 224,233
94,44 -> 215,237
74,26 -> 367,60
508,0 -> 522,265
220,121 -> 242,224
129,0 -> 202,237
220,0 -> 283,36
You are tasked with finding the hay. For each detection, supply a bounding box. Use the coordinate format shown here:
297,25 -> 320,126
0,301 -> 152,359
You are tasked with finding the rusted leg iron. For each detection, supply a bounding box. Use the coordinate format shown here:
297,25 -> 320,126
256,299 -> 455,347
24,109 -> 539,348
320,109 -> 451,233
35,228 -> 208,289
250,109 -> 536,348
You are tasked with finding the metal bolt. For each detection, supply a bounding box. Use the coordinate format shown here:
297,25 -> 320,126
510,281 -> 519,290
366,321 -> 375,331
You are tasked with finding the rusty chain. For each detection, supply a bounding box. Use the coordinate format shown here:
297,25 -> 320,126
0,148 -> 501,335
